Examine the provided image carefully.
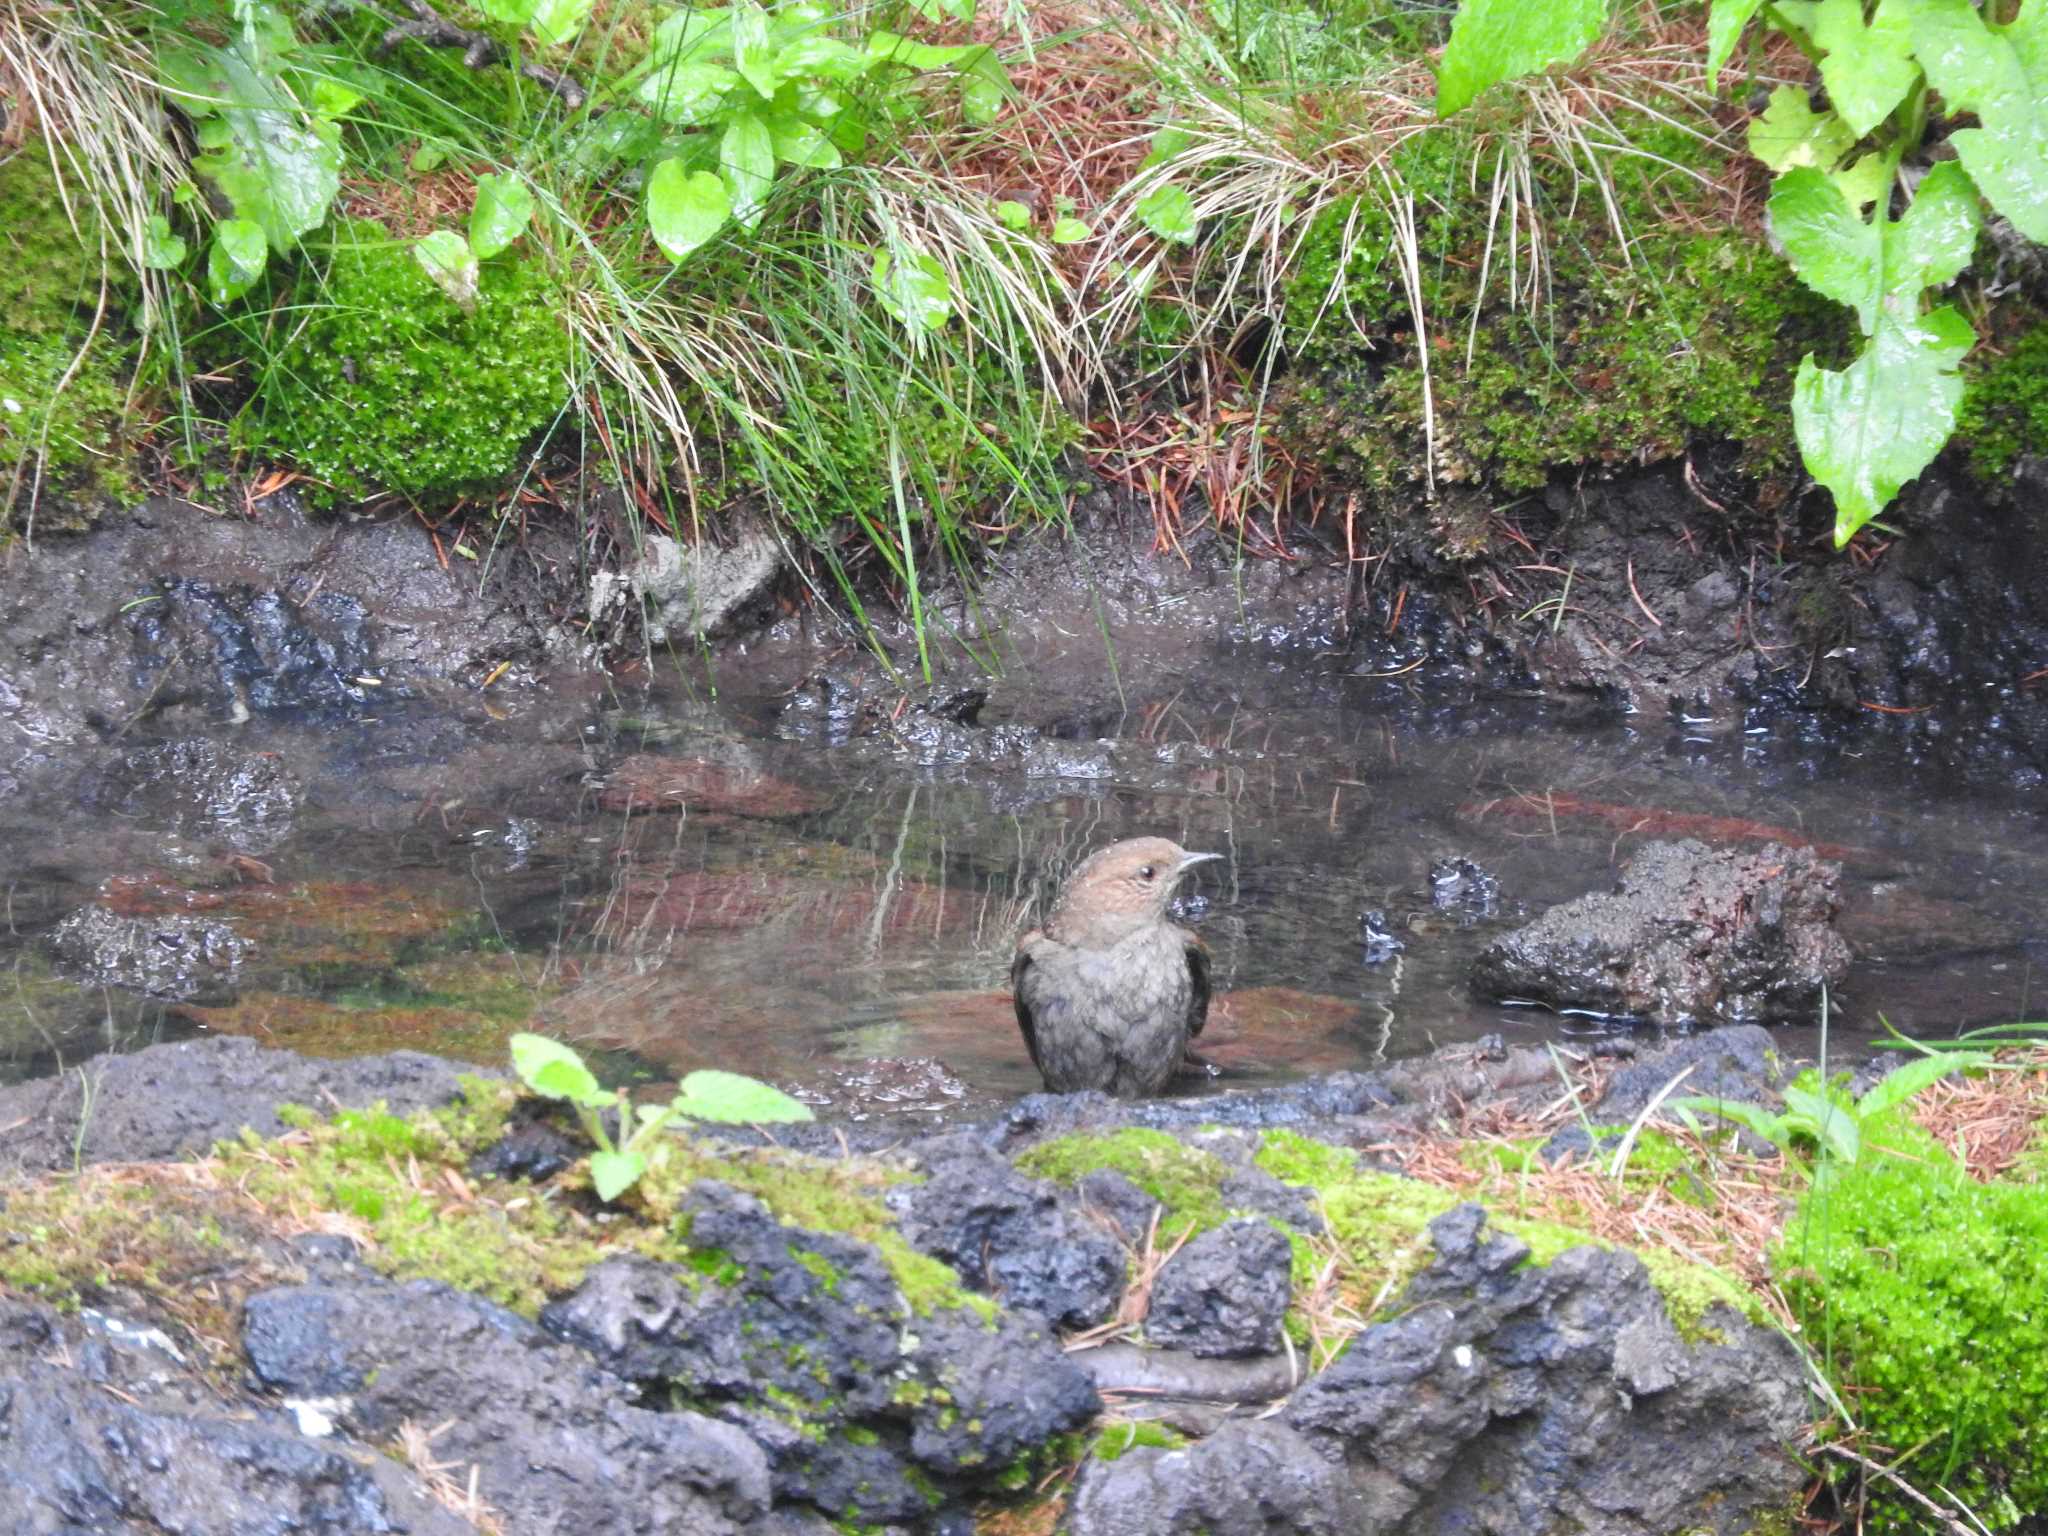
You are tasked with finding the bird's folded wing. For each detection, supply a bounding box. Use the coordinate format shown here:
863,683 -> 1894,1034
1185,933 -> 1212,1040
1011,937 -> 1046,1074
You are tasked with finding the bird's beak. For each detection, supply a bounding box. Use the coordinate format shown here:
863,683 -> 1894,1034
1176,851 -> 1222,876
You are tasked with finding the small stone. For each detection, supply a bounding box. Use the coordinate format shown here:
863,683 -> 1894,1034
1144,1219 -> 1292,1358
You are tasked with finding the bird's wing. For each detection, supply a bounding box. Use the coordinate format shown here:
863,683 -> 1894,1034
1184,932 -> 1212,1040
1011,933 -> 1046,1075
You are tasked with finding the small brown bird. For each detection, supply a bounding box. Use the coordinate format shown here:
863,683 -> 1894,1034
1011,837 -> 1220,1097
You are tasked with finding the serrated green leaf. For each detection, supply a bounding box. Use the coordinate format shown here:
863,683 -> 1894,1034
469,171 -> 534,259
647,159 -> 730,260
510,1032 -> 604,1103
1855,1050 -> 1995,1117
307,76 -> 364,120
994,198 -> 1032,231
1435,0 -> 1608,116
638,60 -> 738,124
1783,1082 -> 1862,1164
719,109 -> 777,227
186,45 -> 342,250
1135,181 -> 1197,243
731,0 -> 779,96
1747,84 -> 1855,172
1667,1096 -> 1793,1149
1813,0 -> 1918,138
206,218 -> 266,305
143,214 -> 189,270
1707,0 -> 1770,87
588,1147 -> 648,1201
1795,307 -> 1974,544
414,229 -> 479,310
1907,0 -> 2048,242
903,0 -> 974,19
1051,215 -> 1091,243
528,0 -> 593,46
767,112 -> 841,167
1769,166 -> 1883,328
1831,151 -> 1893,212
671,1069 -> 815,1123
872,248 -> 952,332
863,31 -> 986,70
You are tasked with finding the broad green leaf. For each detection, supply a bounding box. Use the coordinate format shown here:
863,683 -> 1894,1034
410,142 -> 449,173
1666,1096 -> 1793,1149
1775,162 -> 1980,541
528,0 -> 594,46
143,214 -> 189,270
1813,0 -> 1918,137
731,0 -> 779,97
1746,84 -> 1855,172
773,35 -> 873,82
588,1147 -> 648,1201
186,46 -> 342,250
1831,151 -> 1894,212
469,171 -> 534,259
563,112 -> 664,177
476,0 -> 540,24
653,5 -> 735,61
1795,306 -> 1974,543
638,60 -> 738,125
719,109 -> 777,227
414,229 -> 479,310
1141,124 -> 1194,169
671,1069 -> 815,1124
1706,0 -> 1770,86
994,198 -> 1032,230
1856,1050 -> 1995,1117
306,76 -> 364,120
863,31 -> 987,70
1135,181 -> 1197,244
1435,0 -> 1608,116
1907,0 -> 2048,242
1783,1083 -> 1861,1165
903,0 -> 974,19
1051,215 -> 1092,243
207,218 -> 266,304
510,1032 -> 605,1103
647,159 -> 730,260
872,248 -> 952,332
1769,166 -> 1882,329
961,68 -> 1006,123
767,112 -> 841,167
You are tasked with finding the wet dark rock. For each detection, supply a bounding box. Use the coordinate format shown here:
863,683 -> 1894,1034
538,1182 -> 1097,1527
596,750 -> 824,817
1285,1203 -> 1807,1535
1541,1024 -> 1791,1163
890,1134 -> 1126,1328
1144,1218 -> 1293,1358
597,526 -> 783,644
1470,839 -> 1852,1026
0,1035 -> 487,1178
1426,855 -> 1501,919
243,1273 -> 772,1534
47,902 -> 248,1003
1075,1168 -> 1162,1245
80,736 -> 302,852
1065,1417 -> 1366,1536
0,1298 -> 478,1536
1070,1340 -> 1304,1405
467,1118 -> 582,1182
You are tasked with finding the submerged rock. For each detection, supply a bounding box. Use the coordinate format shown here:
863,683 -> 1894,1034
1069,1203 -> 1808,1536
46,902 -> 248,1004
1469,838 -> 1852,1025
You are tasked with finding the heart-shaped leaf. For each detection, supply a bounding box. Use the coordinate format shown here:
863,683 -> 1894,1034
719,109 -> 777,227
144,214 -> 190,270
588,1147 -> 648,1201
469,172 -> 534,259
207,218 -> 267,304
872,247 -> 952,332
647,160 -> 731,261
510,1032 -> 605,1104
414,229 -> 480,310
1135,181 -> 1197,244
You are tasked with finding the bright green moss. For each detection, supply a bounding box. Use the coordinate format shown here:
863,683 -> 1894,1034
1778,1150 -> 2048,1530
0,148 -> 137,519
1014,1128 -> 1236,1237
1957,318 -> 2048,484
1274,126 -> 1834,535
1090,1420 -> 1188,1461
238,221 -> 570,502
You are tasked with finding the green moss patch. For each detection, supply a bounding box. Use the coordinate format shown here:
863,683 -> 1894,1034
0,148 -> 138,522
234,221 -> 571,502
1958,316 -> 2048,485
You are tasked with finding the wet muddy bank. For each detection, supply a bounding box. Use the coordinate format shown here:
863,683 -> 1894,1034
0,1029 -> 1818,1536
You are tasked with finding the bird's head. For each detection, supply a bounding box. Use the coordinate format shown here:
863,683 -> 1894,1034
1044,837 -> 1220,948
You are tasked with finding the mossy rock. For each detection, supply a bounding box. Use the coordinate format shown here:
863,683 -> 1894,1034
0,146 -> 140,528
234,220 -> 572,503
1958,309 -> 2048,487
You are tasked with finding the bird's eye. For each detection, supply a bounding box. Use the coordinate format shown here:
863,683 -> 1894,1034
1137,864 -> 1157,881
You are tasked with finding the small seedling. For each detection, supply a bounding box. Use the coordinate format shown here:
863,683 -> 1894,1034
509,1033 -> 813,1201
